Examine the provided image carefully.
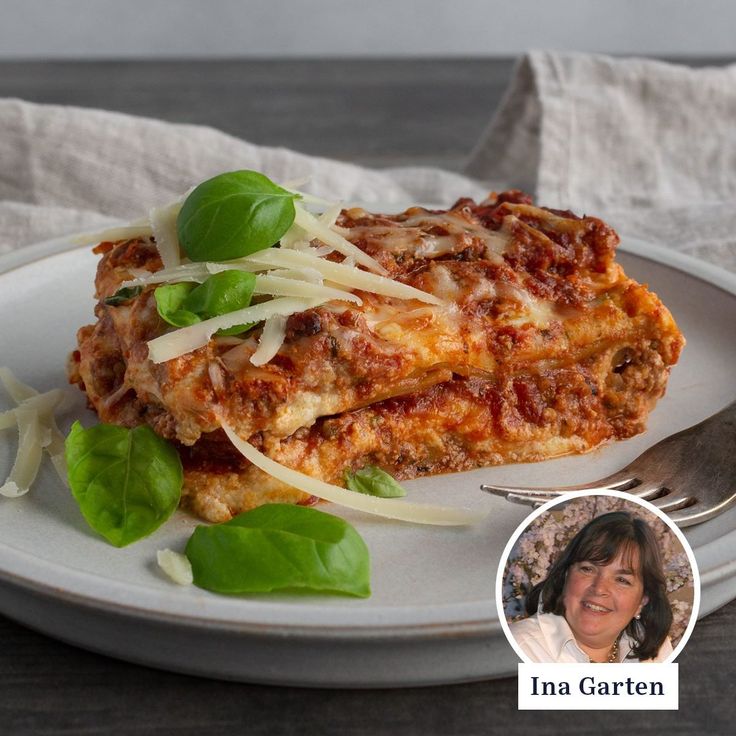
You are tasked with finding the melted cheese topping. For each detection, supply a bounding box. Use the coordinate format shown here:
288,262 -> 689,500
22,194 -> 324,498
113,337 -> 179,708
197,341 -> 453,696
339,209 -> 512,261
422,263 -> 558,331
494,280 -> 558,328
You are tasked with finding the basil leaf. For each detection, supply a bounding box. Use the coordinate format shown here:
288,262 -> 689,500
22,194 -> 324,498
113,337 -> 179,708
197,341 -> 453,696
103,285 -> 143,306
183,270 -> 256,316
154,282 -> 201,327
184,270 -> 256,335
177,170 -> 299,262
185,504 -> 370,598
154,272 -> 258,335
345,466 -> 407,498
64,421 -> 183,547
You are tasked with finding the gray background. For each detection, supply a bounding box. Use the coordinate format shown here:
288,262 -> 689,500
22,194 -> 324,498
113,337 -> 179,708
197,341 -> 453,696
2,0 -> 735,59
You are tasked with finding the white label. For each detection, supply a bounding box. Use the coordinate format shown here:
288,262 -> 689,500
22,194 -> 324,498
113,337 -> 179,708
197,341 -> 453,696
518,663 -> 678,710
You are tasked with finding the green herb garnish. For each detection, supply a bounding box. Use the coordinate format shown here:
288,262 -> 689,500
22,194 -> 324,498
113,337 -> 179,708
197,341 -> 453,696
153,282 -> 200,327
185,504 -> 371,597
64,421 -> 183,547
154,270 -> 257,335
177,170 -> 299,262
103,285 -> 143,306
344,466 -> 407,498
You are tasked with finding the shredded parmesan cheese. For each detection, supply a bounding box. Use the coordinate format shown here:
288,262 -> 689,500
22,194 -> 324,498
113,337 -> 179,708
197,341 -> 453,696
241,248 -> 444,306
72,192 -> 188,267
147,297 -> 325,364
99,189 -> 450,369
121,264 -> 209,289
219,418 -> 486,526
0,369 -> 68,497
157,549 -> 194,586
292,202 -> 387,274
267,267 -> 324,284
0,366 -> 41,403
279,223 -> 310,250
284,187 -> 336,209
0,405 -> 45,498
70,222 -> 153,247
310,244 -> 335,257
253,274 -> 361,305
123,267 -> 360,311
250,314 -> 288,366
318,203 -> 343,229
149,200 -> 183,270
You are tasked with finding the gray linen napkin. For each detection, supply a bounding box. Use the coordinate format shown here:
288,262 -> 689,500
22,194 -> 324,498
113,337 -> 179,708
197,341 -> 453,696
1,50 -> 735,271
0,99 -> 485,255
467,51 -> 736,271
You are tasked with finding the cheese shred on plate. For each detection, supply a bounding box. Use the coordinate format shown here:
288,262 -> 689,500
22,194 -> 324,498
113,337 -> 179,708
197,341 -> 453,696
0,367 -> 67,498
157,549 -> 194,586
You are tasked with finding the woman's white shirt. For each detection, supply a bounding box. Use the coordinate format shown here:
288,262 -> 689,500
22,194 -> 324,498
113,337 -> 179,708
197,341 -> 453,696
509,613 -> 673,663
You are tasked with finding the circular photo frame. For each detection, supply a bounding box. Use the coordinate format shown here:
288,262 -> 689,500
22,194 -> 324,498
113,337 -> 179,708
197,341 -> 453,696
496,490 -> 700,664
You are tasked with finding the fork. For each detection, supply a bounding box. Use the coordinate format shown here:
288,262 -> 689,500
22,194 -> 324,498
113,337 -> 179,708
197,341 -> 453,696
480,400 -> 736,527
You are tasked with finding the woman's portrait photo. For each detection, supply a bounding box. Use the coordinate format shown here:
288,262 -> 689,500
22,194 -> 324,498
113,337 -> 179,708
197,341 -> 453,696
499,493 -> 698,664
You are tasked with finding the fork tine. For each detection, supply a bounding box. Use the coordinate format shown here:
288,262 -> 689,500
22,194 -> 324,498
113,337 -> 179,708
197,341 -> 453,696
479,477 -> 644,512
648,490 -> 694,512
480,485 -> 560,504
479,476 -> 640,499
503,493 -> 553,508
662,490 -> 736,527
480,484 -> 562,500
623,481 -> 669,501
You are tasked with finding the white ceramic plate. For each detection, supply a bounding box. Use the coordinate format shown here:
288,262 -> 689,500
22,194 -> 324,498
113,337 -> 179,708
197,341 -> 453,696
1,236 -> 735,687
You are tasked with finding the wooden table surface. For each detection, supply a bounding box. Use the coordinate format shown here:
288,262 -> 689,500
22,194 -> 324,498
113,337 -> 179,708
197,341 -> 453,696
1,58 -> 734,735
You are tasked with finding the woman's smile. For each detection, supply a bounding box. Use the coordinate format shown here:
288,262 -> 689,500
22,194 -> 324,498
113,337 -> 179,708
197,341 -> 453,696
580,600 -> 612,614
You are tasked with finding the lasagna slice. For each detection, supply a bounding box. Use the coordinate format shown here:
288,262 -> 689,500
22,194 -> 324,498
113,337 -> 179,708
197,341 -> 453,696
68,190 -> 684,522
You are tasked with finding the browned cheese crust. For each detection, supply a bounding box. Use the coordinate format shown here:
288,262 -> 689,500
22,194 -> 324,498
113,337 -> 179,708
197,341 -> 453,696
68,191 -> 685,522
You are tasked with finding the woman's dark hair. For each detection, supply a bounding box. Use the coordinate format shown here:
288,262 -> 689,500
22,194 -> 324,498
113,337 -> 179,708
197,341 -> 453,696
525,510 -> 673,661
